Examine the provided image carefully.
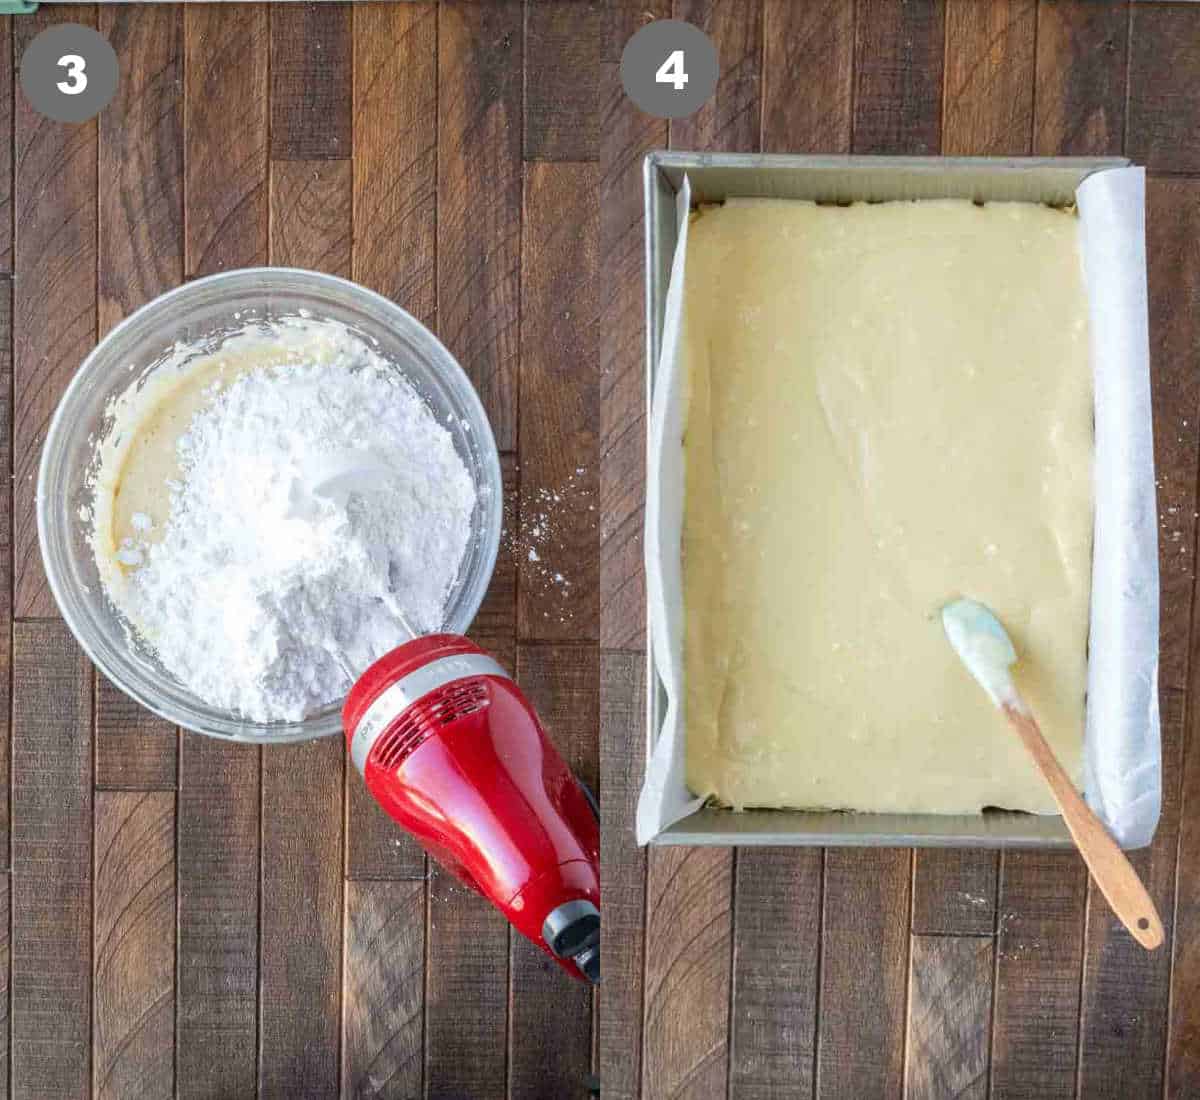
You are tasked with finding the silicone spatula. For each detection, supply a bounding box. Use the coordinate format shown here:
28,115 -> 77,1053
941,597 -> 1163,950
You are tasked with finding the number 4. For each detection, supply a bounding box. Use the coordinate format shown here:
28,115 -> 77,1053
655,49 -> 688,91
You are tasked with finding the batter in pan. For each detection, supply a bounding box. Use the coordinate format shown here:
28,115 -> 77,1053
682,198 -> 1092,815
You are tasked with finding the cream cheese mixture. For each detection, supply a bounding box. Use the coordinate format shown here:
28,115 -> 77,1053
93,321 -> 346,578
88,318 -> 476,722
682,198 -> 1093,815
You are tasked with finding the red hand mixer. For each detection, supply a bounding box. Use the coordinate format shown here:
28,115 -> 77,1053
341,632 -> 600,983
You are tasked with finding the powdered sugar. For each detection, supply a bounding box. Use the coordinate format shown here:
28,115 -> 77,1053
507,468 -> 593,624
108,351 -> 475,723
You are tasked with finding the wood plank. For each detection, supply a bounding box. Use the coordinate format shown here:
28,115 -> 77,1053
821,11 -> 942,1094
517,653 -> 597,800
1142,176 -> 1200,1098
672,0 -> 763,152
0,286 -> 11,852
0,283 -> 11,1095
259,738 -> 343,1099
427,14 -> 523,1080
11,621 -> 92,1098
1076,687 -> 1184,1098
184,5 -> 268,275
0,17 -> 14,274
1030,76 -> 1129,1062
925,0 -> 1024,902
344,2 -> 437,885
604,0 -> 668,62
176,17 -> 268,1094
256,164 -> 347,1097
175,737 -> 259,1100
352,2 -> 437,322
912,850 -> 997,936
270,1 -> 351,161
13,9 -> 98,618
852,0 -> 945,155
93,792 -> 174,1100
425,870 -> 508,1100
728,12 -> 846,1099
342,880 -> 424,1099
642,847 -> 733,1100
990,850 -> 1087,1100
524,0 -> 602,161
910,0 -> 1037,945
509,645 -> 597,1098
817,849 -> 910,1100
270,160 -> 352,277
1127,3 -> 1200,175
597,64 -> 664,651
518,162 -> 599,643
1148,179 -> 1200,694
1170,619 -> 1200,1096
438,0 -> 522,451
94,7 -> 183,792
0,873 -> 9,1093
508,638 -> 597,1094
1033,0 -> 1128,157
905,936 -> 993,1100
597,652 -> 646,1100
95,677 -> 177,791
730,848 -> 821,1100
98,6 -> 184,336
1170,191 -> 1200,1083
762,0 -> 853,155
942,0 -> 1037,156
984,112 -> 1183,1100
935,35 -> 1124,1081
270,156 -> 350,278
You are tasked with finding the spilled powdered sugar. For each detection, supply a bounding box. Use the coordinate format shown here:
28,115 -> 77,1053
103,341 -> 475,722
506,466 -> 594,626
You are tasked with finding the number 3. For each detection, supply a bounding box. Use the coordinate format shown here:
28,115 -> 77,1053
655,49 -> 688,91
57,54 -> 87,96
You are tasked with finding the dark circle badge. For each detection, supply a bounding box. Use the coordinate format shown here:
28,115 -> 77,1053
620,19 -> 719,120
20,24 -> 118,124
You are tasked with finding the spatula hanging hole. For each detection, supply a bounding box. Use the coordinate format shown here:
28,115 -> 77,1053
1138,917 -> 1150,931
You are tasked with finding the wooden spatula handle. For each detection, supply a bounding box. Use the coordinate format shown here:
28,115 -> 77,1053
1003,704 -> 1163,950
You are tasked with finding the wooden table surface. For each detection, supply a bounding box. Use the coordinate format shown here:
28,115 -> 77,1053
9,1 -> 1200,1098
3,3 -> 600,1098
600,2 -> 1200,1098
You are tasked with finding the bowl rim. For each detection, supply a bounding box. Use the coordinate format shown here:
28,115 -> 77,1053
37,265 -> 503,743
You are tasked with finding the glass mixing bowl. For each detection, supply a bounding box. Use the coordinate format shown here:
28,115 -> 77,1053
38,268 -> 502,742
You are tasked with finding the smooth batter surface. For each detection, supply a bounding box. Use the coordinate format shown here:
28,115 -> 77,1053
683,198 -> 1093,815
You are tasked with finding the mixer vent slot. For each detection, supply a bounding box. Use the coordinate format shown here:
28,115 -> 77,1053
373,681 -> 490,770
429,681 -> 490,724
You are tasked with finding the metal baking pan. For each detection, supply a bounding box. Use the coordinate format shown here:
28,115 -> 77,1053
642,151 -> 1128,848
